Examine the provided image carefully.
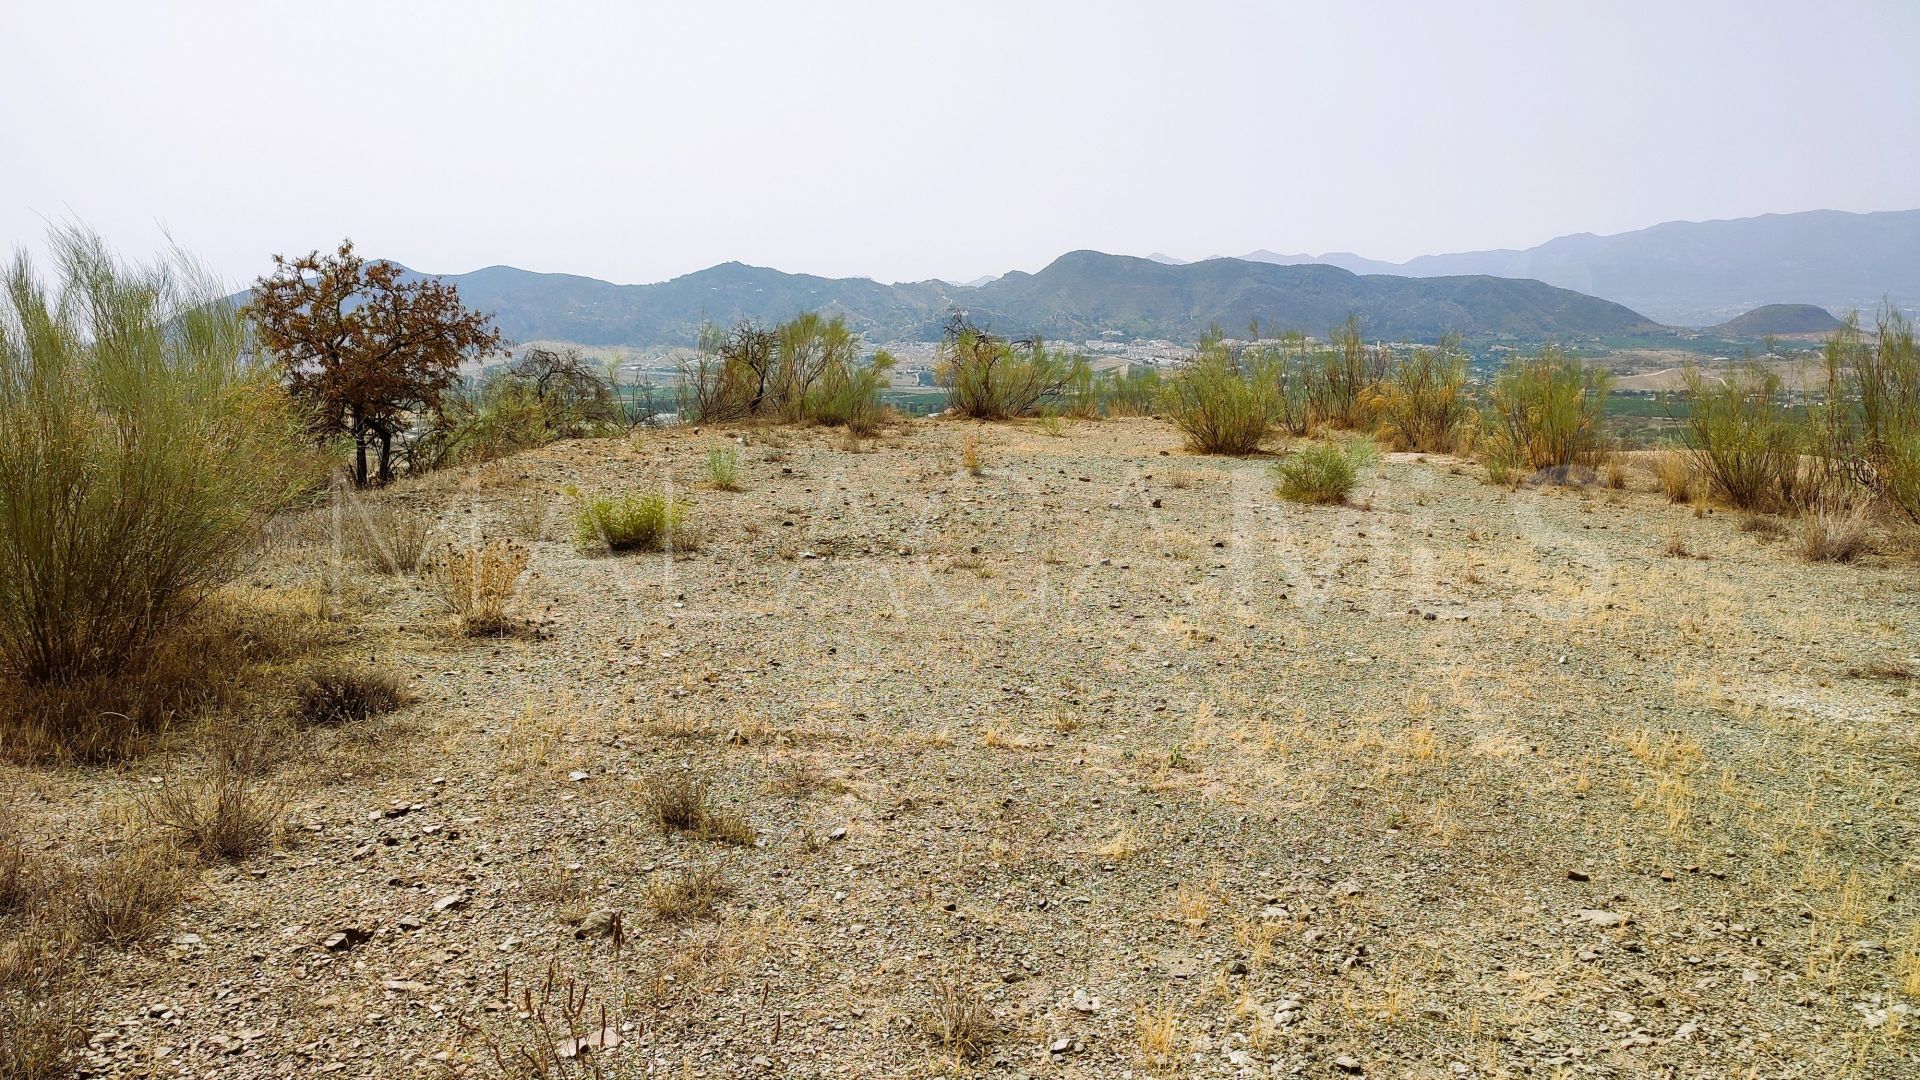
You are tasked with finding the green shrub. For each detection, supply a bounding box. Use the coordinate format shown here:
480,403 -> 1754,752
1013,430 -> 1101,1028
1366,336 -> 1475,452
679,313 -> 891,431
705,447 -> 742,491
1485,346 -> 1613,473
573,492 -> 690,552
1821,307 -> 1920,522
0,229 -> 317,750
1306,316 -> 1388,430
1679,363 -> 1811,511
1273,440 -> 1377,504
1160,349 -> 1277,455
1103,365 -> 1164,418
939,316 -> 1087,420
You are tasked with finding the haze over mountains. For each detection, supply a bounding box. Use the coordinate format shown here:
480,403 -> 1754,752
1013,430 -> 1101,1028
1203,208 -> 1919,326
255,208 -> 1916,350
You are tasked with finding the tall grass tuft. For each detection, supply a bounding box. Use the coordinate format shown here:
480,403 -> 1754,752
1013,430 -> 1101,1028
1680,363 -> 1810,511
0,228 -> 318,755
1484,346 -> 1613,474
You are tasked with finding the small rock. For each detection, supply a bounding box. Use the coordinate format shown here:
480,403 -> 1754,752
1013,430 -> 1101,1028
1575,908 -> 1627,928
433,893 -> 468,914
1335,1054 -> 1364,1073
1566,869 -> 1590,882
322,928 -> 372,952
1070,988 -> 1100,1014
1330,879 -> 1362,898
574,909 -> 623,940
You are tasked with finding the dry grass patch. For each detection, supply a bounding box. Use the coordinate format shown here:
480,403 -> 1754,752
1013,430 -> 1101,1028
1135,1001 -> 1179,1072
643,862 -> 732,923
922,978 -> 998,1063
345,504 -> 433,574
1800,506 -> 1871,563
1654,450 -> 1694,503
143,765 -> 284,863
426,538 -> 531,635
294,662 -> 411,726
639,772 -> 757,846
70,841 -> 188,944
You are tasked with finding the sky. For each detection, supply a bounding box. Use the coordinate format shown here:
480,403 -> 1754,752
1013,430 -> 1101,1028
3,1 -> 1917,289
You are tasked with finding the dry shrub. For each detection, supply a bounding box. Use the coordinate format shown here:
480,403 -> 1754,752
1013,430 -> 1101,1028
1681,363 -> 1812,511
1,591 -> 327,763
1654,450 -> 1694,504
639,772 -> 757,846
345,504 -> 433,574
452,965 -> 635,1079
143,765 -> 284,862
922,979 -> 998,1063
295,663 -> 411,726
1366,337 -> 1475,453
1603,454 -> 1629,490
1738,513 -> 1789,539
0,822 -> 39,915
1800,505 -> 1872,563
427,539 -> 531,635
643,862 -> 732,923
1159,343 -> 1278,455
70,842 -> 187,944
0,929 -> 88,1080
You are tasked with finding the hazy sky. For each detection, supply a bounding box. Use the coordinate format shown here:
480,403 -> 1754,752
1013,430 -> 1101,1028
4,1 -> 1916,289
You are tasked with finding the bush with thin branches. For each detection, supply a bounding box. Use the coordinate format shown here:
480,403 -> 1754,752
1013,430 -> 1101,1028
1679,363 -> 1811,511
1159,335 -> 1279,455
0,229 -> 319,754
938,316 -> 1088,420
1821,307 -> 1920,522
1484,346 -> 1613,474
1365,335 -> 1475,453
427,539 -> 531,634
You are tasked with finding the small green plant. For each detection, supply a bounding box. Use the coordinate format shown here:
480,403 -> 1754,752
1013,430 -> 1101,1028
573,492 -> 690,552
704,447 -> 742,491
1273,439 -> 1377,504
1038,413 -> 1067,438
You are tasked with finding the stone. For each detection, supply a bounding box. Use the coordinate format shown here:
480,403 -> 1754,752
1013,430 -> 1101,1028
574,909 -> 623,939
1335,1054 -> 1363,1073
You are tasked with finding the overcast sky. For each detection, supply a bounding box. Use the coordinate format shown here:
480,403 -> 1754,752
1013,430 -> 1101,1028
3,1 -> 1916,289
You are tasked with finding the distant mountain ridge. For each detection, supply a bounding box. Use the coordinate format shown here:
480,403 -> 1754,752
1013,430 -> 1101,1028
1213,208 -> 1919,326
268,252 -> 1660,349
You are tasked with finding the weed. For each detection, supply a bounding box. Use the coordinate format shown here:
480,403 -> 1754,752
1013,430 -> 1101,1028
427,539 -> 531,634
704,448 -> 742,491
1800,504 -> 1871,563
143,765 -> 284,862
70,842 -> 187,944
643,862 -> 732,922
346,505 -> 433,574
960,436 -> 984,476
294,662 -> 410,726
1135,1002 -> 1178,1071
922,979 -> 997,1062
573,492 -> 690,552
639,773 -> 757,846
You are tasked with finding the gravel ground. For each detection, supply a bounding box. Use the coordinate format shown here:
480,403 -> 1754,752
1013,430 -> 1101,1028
6,416 -> 1918,1079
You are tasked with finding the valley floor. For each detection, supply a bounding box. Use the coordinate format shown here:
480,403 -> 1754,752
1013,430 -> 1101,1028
8,417 -> 1919,1079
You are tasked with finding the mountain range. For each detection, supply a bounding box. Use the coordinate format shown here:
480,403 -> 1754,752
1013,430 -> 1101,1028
238,208 -> 1913,349
377,252 -> 1655,349
1206,208 -> 1918,326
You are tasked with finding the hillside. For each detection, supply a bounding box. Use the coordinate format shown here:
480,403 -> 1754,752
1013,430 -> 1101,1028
266,252 -> 1661,349
1708,302 -> 1846,337
1230,208 -> 1920,326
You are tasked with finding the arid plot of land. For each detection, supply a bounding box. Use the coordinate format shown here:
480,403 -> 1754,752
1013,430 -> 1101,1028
6,418 -> 1918,1079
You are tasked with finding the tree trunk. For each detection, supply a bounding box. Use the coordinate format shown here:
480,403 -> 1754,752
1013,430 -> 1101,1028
376,427 -> 394,485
